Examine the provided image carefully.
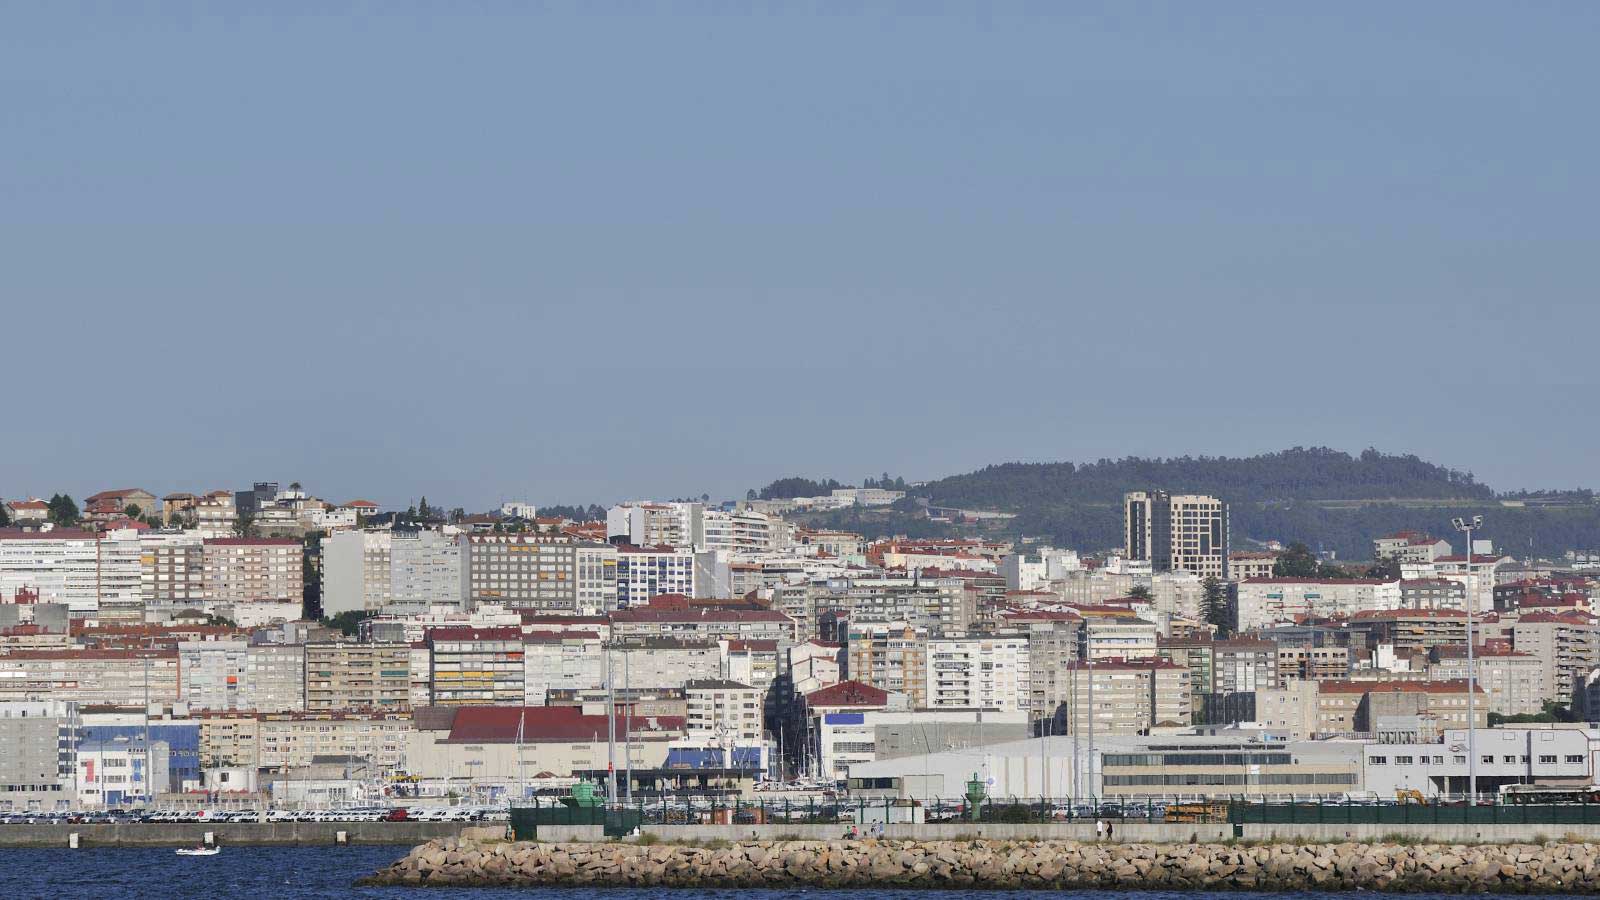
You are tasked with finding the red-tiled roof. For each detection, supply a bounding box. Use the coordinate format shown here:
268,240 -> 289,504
342,500 -> 378,508
805,680 -> 889,708
522,631 -> 602,643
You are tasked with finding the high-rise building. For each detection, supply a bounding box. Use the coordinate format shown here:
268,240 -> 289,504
1123,491 -> 1229,580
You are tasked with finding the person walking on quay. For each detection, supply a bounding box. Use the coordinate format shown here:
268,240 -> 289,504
1095,818 -> 1105,841
1106,820 -> 1114,842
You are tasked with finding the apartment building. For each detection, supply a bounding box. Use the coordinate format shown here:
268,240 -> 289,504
1236,578 -> 1401,631
198,714 -> 261,767
202,538 -> 302,603
1275,645 -> 1352,682
611,637 -> 724,688
701,509 -> 790,553
1060,658 -> 1191,735
846,621 -> 928,708
608,596 -> 798,644
0,529 -> 102,612
1079,613 -> 1159,660
389,530 -> 464,611
1399,578 -> 1467,611
178,641 -> 250,711
1314,679 -> 1486,737
1427,643 -> 1545,717
460,534 -> 616,614
0,650 -> 181,705
1345,608 -> 1468,661
606,502 -> 703,548
1510,611 -> 1600,702
522,631 -> 605,705
1227,551 -> 1278,583
140,531 -> 206,609
685,679 -> 764,743
834,576 -> 974,635
1374,531 -> 1454,564
722,638 -> 781,692
427,626 -> 525,706
616,544 -> 697,607
320,530 -> 392,616
243,644 -> 306,712
0,700 -> 80,810
1123,491 -> 1228,580
925,634 -> 1030,713
95,529 -> 145,622
256,711 -> 411,773
303,642 -> 411,711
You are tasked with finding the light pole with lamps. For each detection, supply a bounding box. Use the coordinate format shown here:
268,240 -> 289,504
1452,514 -> 1484,802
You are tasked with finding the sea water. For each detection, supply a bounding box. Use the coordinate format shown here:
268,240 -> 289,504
0,845 -> 1545,899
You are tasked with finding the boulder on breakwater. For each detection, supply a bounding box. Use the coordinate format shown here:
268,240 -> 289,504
360,836 -> 1600,892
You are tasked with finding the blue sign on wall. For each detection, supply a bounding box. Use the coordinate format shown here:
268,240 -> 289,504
824,713 -> 865,725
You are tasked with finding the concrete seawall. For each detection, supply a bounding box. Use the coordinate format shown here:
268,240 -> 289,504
0,822 -> 480,847
363,837 -> 1600,891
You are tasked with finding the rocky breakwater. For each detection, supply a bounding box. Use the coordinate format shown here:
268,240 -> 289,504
361,837 -> 1600,892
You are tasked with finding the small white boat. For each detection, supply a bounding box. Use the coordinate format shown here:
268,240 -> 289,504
176,846 -> 220,856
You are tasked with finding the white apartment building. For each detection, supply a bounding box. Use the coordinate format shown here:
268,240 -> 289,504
0,529 -> 102,612
1079,615 -> 1159,660
179,641 -> 250,711
606,502 -> 703,548
95,529 -> 145,623
616,544 -> 697,607
1236,578 -> 1402,631
522,631 -> 605,705
390,530 -> 463,610
685,679 -> 764,743
320,530 -> 392,616
702,509 -> 790,553
925,634 -> 1031,712
244,644 -> 306,712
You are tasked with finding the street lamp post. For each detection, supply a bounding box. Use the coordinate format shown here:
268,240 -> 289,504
1452,515 -> 1484,802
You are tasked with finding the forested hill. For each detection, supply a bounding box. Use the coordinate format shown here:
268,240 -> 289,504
919,448 -> 1493,510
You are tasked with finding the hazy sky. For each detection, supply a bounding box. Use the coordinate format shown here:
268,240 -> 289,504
3,3 -> 1595,510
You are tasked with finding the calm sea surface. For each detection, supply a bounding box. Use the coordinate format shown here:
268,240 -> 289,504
0,846 -> 1544,898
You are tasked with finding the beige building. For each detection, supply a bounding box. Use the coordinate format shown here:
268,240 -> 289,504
1510,611 -> 1600,703
1060,658 -> 1190,735
198,714 -> 262,768
1255,679 -> 1321,739
202,538 -> 302,603
1427,643 -> 1545,717
1123,491 -> 1228,580
1227,551 -> 1278,583
303,641 -> 411,711
256,711 -> 411,773
846,621 -> 928,708
405,705 -> 677,782
0,649 -> 180,705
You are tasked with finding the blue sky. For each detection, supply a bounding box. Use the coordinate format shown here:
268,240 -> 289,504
2,3 -> 1595,509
